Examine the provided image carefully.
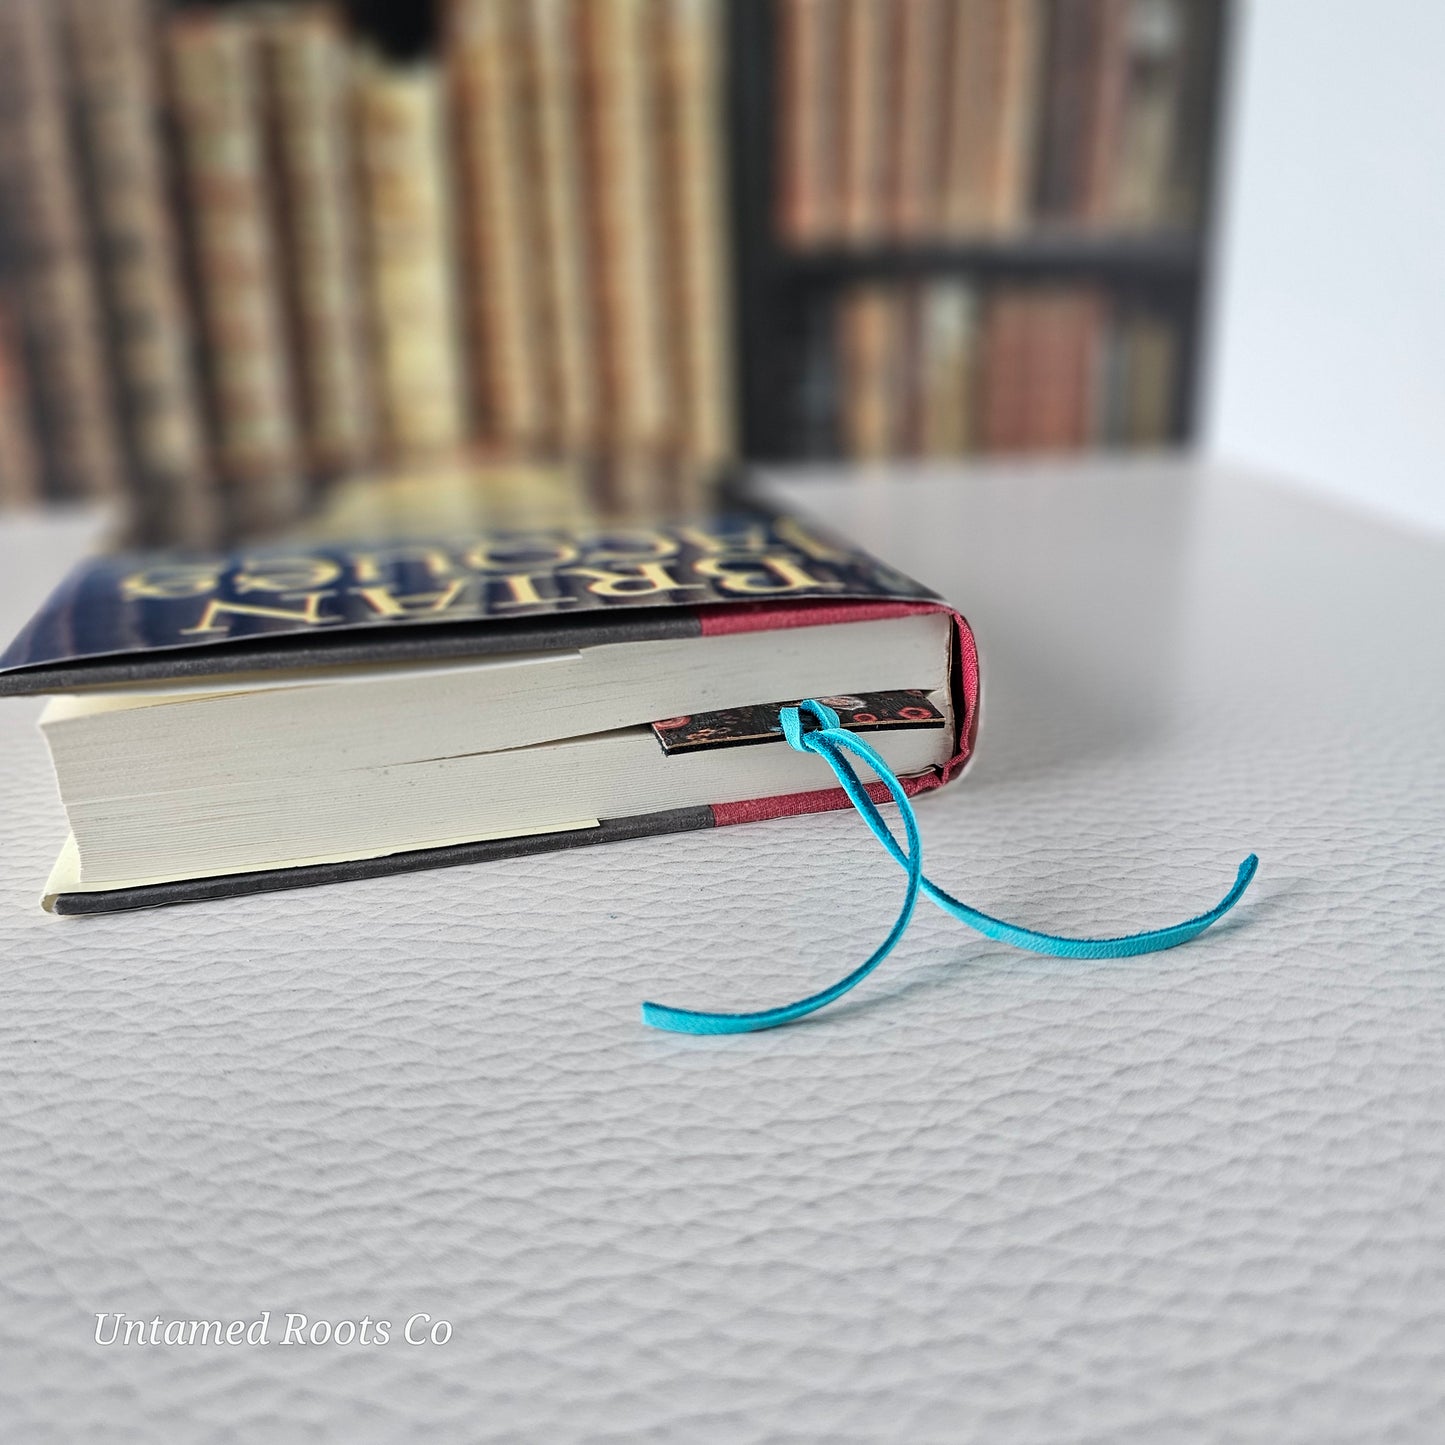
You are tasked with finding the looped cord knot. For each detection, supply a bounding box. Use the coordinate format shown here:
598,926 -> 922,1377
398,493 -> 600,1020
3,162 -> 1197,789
779,699 -> 840,752
642,698 -> 1259,1036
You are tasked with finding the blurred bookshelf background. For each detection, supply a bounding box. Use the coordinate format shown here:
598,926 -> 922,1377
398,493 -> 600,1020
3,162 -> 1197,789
0,0 -> 1226,544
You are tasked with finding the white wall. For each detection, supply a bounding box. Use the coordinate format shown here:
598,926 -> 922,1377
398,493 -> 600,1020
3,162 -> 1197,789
1203,0 -> 1445,533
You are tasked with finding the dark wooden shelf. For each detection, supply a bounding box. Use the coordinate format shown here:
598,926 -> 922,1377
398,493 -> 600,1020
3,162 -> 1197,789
772,230 -> 1205,285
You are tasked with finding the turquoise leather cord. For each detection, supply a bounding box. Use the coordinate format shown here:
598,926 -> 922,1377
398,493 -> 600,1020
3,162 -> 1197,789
642,700 -> 1259,1035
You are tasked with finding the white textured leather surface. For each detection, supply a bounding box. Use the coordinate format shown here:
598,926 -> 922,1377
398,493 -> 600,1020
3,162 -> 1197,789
1,462 -> 1442,1443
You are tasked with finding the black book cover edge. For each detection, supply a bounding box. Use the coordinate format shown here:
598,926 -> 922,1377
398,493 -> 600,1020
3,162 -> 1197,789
51,807 -> 718,915
0,606 -> 706,696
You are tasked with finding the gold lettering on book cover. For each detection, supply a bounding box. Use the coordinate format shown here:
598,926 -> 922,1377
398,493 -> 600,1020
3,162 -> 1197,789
180,593 -> 339,634
350,581 -> 469,618
569,563 -> 706,599
693,555 -> 842,595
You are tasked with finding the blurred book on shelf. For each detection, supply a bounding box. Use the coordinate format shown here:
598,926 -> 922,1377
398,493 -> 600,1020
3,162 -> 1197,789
353,54 -> 471,464
63,0 -> 221,544
0,292 -> 40,507
0,0 -> 125,505
167,10 -> 306,534
259,3 -> 377,479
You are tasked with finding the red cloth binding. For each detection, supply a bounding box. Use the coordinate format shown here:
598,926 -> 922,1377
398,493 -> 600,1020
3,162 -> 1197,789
700,597 -> 981,828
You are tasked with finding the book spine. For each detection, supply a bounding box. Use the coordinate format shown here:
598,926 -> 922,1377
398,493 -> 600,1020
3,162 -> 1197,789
1058,288 -> 1103,447
1114,306 -> 1175,444
1081,0 -> 1129,225
654,0 -> 735,470
257,4 -> 375,477
0,0 -> 124,502
893,281 -> 927,457
0,291 -> 41,506
837,283 -> 901,460
979,286 -> 1032,452
1018,285 -> 1106,450
1077,289 -> 1110,445
167,12 -> 302,530
1164,0 -> 1213,228
796,290 -> 840,458
1036,0 -> 1128,225
776,0 -> 838,247
60,0 -> 219,543
446,0 -> 545,453
916,281 -> 978,457
941,0 -> 1000,236
353,60 -> 469,463
887,0 -> 946,241
1110,0 -> 1188,228
991,0 -> 1044,230
518,0 -> 595,454
942,0 -> 1040,236
1032,289 -> 1068,450
837,0 -> 890,244
578,0 -> 671,454
1033,0 -> 1084,221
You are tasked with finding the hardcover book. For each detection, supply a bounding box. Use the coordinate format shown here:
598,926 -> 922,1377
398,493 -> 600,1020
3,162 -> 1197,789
0,497 -> 979,914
